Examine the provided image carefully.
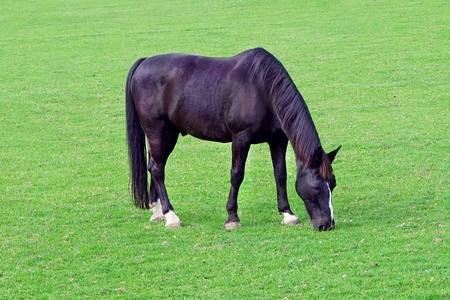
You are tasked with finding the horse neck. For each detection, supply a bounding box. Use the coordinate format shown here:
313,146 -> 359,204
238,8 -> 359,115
271,84 -> 322,165
243,48 -> 322,164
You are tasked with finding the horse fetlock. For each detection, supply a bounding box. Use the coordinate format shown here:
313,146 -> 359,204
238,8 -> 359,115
150,214 -> 165,223
149,199 -> 165,222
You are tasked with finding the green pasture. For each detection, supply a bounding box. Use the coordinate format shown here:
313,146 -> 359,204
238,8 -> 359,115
1,0 -> 448,298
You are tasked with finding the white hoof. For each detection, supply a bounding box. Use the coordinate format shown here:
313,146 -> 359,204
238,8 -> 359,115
150,199 -> 165,223
281,213 -> 300,225
224,221 -> 242,231
165,211 -> 181,229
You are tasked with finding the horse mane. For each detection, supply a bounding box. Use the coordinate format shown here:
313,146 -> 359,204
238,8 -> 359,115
243,48 -> 333,179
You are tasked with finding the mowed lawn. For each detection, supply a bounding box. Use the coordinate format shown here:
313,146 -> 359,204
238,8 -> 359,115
1,0 -> 448,298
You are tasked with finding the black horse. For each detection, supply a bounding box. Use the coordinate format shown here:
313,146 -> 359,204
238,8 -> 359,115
126,48 -> 340,231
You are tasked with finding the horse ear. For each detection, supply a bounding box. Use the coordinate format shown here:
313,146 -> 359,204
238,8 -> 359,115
327,145 -> 341,164
310,146 -> 323,169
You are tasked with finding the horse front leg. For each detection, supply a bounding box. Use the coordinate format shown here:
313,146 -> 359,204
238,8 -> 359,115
269,139 -> 300,226
224,134 -> 251,230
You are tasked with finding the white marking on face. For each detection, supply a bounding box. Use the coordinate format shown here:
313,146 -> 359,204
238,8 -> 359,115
326,183 -> 334,221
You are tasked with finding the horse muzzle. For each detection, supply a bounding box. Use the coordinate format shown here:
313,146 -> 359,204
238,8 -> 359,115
312,216 -> 335,231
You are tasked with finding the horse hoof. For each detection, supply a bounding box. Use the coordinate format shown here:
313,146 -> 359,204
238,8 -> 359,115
150,215 -> 166,223
164,211 -> 181,229
281,213 -> 300,226
165,221 -> 182,229
224,221 -> 242,231
282,219 -> 300,226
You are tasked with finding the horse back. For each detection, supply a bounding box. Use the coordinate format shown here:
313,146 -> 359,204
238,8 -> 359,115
131,50 -> 282,143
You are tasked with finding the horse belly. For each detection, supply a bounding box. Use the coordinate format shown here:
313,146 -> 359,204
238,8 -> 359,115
177,115 -> 232,142
167,97 -> 232,142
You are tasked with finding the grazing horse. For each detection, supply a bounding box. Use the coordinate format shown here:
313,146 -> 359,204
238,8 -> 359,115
126,48 -> 340,231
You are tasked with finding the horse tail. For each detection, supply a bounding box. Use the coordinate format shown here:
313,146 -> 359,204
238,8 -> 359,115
126,57 -> 150,209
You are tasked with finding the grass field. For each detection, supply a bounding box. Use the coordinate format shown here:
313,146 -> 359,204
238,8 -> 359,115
1,0 -> 448,298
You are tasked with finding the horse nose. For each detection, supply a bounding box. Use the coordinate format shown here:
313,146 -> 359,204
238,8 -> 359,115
318,223 -> 334,231
313,217 -> 334,231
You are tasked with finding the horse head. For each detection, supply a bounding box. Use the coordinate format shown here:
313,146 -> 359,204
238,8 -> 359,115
296,146 -> 341,231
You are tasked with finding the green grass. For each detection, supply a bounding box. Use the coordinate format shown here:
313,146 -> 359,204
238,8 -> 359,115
1,0 -> 448,298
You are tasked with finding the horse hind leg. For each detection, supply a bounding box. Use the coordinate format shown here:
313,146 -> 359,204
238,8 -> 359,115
147,128 -> 181,229
148,157 -> 181,228
147,148 -> 170,223
150,200 -> 165,222
147,145 -> 166,223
